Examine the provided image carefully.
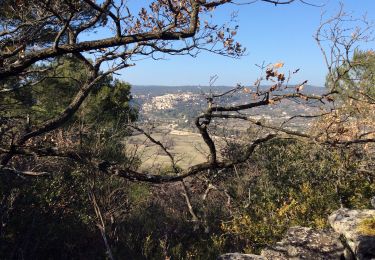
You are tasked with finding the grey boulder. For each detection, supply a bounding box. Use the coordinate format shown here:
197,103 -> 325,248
260,226 -> 345,259
329,208 -> 375,260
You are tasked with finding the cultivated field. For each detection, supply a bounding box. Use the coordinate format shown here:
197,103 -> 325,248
125,127 -> 226,172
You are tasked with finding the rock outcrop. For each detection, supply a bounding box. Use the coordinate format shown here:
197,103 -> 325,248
260,226 -> 345,259
329,208 -> 375,260
218,208 -> 375,260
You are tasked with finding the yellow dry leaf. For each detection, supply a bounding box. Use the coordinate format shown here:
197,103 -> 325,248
243,87 -> 250,93
273,62 -> 284,69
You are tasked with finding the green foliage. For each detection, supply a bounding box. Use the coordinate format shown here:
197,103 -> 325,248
327,50 -> 375,102
0,55 -> 140,259
0,170 -> 100,259
220,139 -> 374,253
110,196 -> 229,259
1,171 -> 153,259
77,77 -> 137,164
1,51 -> 374,259
85,79 -> 136,124
30,58 -> 85,121
1,132 -> 373,259
1,56 -> 137,125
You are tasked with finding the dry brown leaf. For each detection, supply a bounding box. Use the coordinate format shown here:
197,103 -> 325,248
278,73 -> 285,82
273,62 -> 284,69
270,84 -> 278,91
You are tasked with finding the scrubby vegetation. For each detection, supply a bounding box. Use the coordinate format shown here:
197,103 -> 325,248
1,1 -> 374,259
1,134 -> 373,259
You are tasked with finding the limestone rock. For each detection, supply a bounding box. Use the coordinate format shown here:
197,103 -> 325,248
260,226 -> 345,259
217,253 -> 266,260
329,208 -> 375,260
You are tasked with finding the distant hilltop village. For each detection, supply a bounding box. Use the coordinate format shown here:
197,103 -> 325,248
135,92 -> 201,112
131,85 -> 327,131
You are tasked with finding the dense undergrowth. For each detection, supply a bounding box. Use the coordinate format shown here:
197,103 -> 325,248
1,137 -> 373,259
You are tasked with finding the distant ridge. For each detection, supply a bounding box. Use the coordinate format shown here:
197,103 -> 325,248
131,85 -> 326,96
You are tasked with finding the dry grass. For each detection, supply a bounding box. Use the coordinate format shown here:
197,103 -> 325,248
125,129 -> 211,171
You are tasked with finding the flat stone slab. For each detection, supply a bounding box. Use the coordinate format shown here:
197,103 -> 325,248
260,226 -> 345,259
329,208 -> 375,259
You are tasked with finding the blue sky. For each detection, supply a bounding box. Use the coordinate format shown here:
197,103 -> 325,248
118,0 -> 375,87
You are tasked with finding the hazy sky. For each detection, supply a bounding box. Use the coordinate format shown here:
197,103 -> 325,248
118,0 -> 375,87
